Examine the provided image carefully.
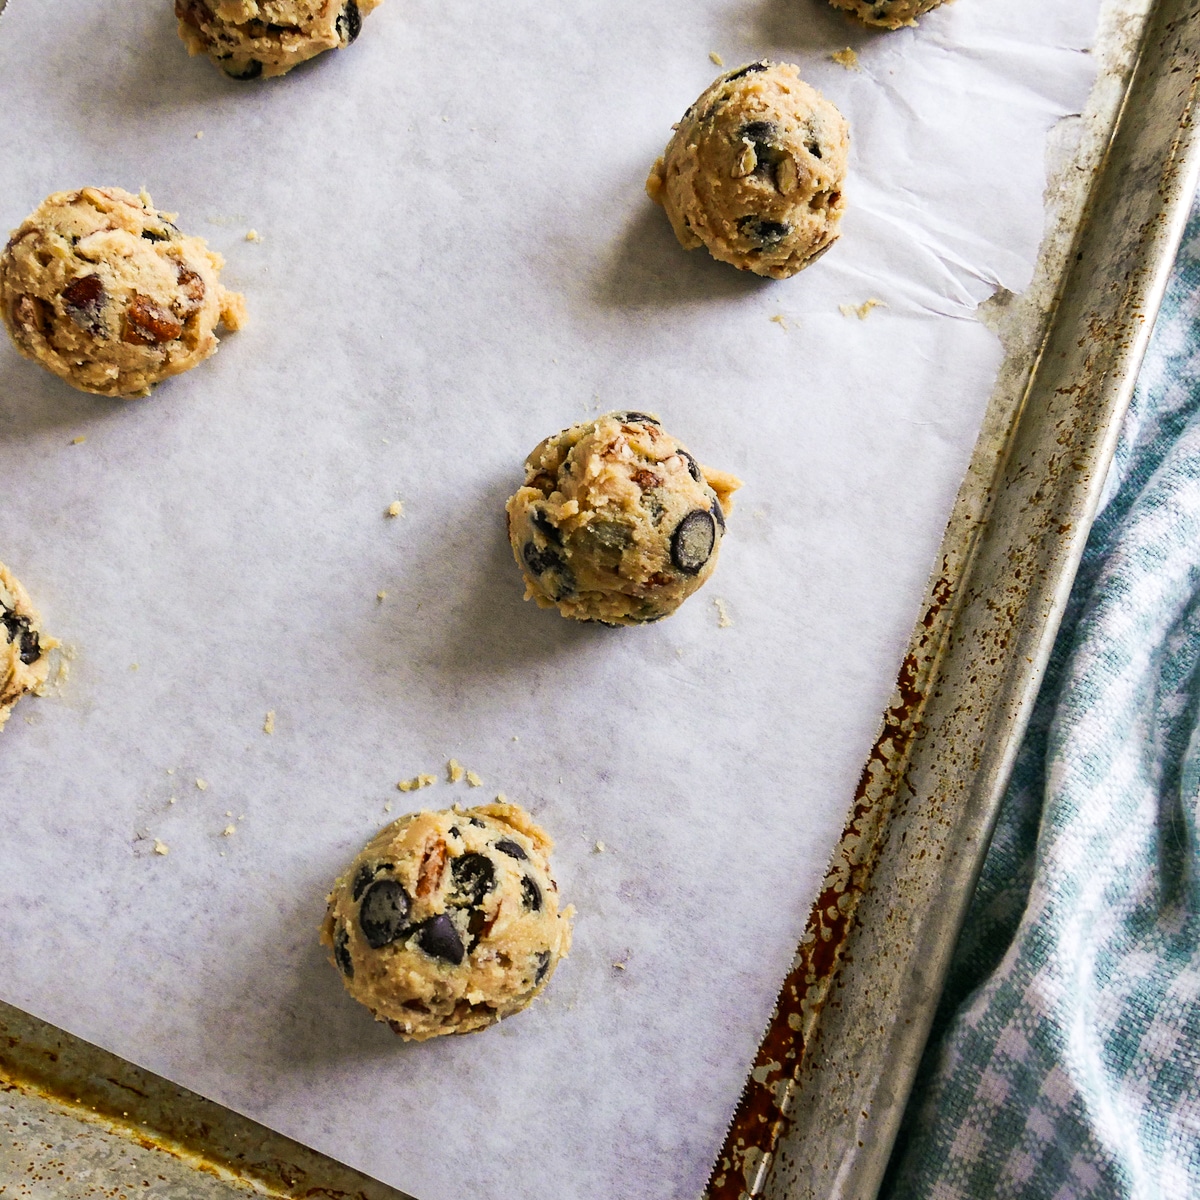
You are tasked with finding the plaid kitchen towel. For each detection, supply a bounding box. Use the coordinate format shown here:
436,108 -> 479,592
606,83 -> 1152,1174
881,193 -> 1200,1199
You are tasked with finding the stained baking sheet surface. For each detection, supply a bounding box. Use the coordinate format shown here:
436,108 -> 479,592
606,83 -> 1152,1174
0,1 -> 1099,1198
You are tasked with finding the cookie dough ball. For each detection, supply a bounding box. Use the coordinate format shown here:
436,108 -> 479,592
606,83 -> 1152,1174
0,188 -> 245,399
829,0 -> 945,28
175,0 -> 381,79
321,802 -> 573,1041
506,411 -> 741,626
646,62 -> 849,280
0,563 -> 54,734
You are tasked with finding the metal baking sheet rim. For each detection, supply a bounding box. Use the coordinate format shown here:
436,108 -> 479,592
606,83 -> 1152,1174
708,1 -> 1200,1197
1,2 -> 1198,1199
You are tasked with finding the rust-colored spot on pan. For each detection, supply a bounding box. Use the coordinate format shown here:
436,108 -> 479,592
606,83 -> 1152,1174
705,565 -> 956,1200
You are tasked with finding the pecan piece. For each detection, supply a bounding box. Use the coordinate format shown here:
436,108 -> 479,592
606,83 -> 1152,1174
12,295 -> 50,338
416,840 -> 448,898
174,263 -> 206,313
122,294 -> 183,345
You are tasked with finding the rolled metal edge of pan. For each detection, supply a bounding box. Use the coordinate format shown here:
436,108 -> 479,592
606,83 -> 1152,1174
706,1 -> 1200,1198
0,998 -> 415,1199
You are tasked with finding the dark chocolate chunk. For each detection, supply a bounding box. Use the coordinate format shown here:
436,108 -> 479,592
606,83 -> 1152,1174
521,876 -> 543,912
724,62 -> 769,82
530,508 -> 562,546
1,607 -> 40,666
612,411 -> 660,426
523,541 -> 565,578
61,274 -> 105,335
677,448 -> 703,484
469,817 -> 485,828
335,0 -> 361,44
466,907 -> 489,951
358,878 -> 412,949
806,139 -> 823,161
534,950 -> 551,984
333,924 -> 354,978
448,825 -> 461,839
495,839 -> 528,861
222,58 -> 263,80
417,914 -> 464,965
450,852 -> 495,907
739,119 -> 778,144
737,216 -> 791,246
671,509 -> 717,575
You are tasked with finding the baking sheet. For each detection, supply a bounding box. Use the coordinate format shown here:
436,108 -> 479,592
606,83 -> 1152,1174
0,2 -> 1100,1198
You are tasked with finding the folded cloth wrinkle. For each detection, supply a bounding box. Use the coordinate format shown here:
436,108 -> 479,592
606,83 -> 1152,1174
882,193 -> 1200,1200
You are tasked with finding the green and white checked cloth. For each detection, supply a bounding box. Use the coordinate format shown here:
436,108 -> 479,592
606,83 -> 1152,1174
882,193 -> 1200,1199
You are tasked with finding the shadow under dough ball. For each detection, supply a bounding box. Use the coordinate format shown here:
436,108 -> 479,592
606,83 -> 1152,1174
0,188 -> 245,399
175,0 -> 382,79
506,411 -> 742,626
0,562 -> 54,735
646,61 -> 849,280
321,802 -> 574,1041
828,0 -> 946,29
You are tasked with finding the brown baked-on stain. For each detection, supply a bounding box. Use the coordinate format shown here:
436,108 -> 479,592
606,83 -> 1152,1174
705,564 -> 955,1199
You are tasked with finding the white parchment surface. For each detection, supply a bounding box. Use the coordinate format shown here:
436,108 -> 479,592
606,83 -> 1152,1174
0,1 -> 1099,1197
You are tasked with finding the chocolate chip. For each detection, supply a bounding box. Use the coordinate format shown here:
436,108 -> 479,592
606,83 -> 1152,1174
450,853 -> 495,907
495,839 -> 527,861
448,825 -> 461,839
358,878 -> 412,949
417,914 -> 464,965
352,862 -> 388,902
222,58 -> 263,80
737,216 -> 791,246
521,876 -> 543,911
469,817 -> 485,828
612,411 -> 660,426
534,950 -> 551,984
333,924 -> 354,978
1,608 -> 40,666
530,509 -> 562,546
671,509 -> 716,575
710,495 -> 726,531
724,62 -> 769,82
677,449 -> 703,484
141,223 -> 179,243
61,274 -> 105,335
335,0 -> 361,44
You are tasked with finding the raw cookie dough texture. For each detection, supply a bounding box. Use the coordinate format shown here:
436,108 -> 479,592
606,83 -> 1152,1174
829,0 -> 946,28
321,802 -> 574,1041
0,188 -> 246,399
0,563 -> 53,734
176,0 -> 382,79
507,411 -> 742,626
646,62 -> 849,280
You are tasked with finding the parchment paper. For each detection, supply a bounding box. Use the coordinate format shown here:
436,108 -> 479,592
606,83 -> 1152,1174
0,1 -> 1100,1197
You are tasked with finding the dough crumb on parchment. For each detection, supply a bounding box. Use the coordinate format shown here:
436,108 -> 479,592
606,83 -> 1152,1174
839,298 -> 887,319
263,709 -> 275,734
385,500 -> 404,518
832,47 -> 860,70
397,774 -> 436,792
714,598 -> 734,627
